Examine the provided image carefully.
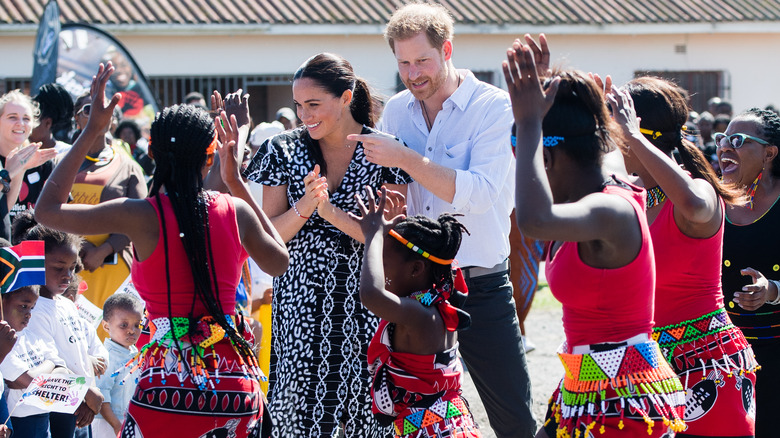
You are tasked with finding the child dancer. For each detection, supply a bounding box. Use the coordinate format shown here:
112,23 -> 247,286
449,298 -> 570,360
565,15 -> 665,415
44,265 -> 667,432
352,186 -> 480,438
12,210 -> 106,438
92,293 -> 143,438
1,285 -> 68,438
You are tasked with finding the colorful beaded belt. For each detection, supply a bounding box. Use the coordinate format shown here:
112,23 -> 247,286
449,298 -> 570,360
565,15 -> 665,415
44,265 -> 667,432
555,340 -> 686,436
652,308 -> 734,362
115,315 -> 263,393
393,396 -> 471,436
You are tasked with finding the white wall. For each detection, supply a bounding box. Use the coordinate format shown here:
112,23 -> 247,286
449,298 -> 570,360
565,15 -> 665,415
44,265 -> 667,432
2,29 -> 778,114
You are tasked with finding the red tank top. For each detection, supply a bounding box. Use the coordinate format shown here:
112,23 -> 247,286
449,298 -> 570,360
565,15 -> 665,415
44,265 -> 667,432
651,199 -> 725,327
546,179 -> 655,349
132,193 -> 248,320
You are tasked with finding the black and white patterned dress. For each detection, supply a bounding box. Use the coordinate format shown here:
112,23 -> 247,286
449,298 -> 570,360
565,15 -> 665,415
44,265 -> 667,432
244,126 -> 412,437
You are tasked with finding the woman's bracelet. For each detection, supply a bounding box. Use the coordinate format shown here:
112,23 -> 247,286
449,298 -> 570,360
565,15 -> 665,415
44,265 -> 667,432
767,279 -> 780,305
292,202 -> 310,220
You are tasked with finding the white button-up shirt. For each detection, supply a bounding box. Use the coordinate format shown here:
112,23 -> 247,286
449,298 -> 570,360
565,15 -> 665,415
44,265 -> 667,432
379,70 -> 515,268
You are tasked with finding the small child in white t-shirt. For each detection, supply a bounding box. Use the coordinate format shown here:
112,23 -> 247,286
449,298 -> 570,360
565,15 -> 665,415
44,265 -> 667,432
92,293 -> 143,438
1,285 -> 68,438
12,210 -> 107,437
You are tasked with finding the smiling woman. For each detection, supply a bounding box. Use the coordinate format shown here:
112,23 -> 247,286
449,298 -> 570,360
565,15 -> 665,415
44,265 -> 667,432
718,108 -> 780,437
243,52 -> 411,438
0,90 -> 58,239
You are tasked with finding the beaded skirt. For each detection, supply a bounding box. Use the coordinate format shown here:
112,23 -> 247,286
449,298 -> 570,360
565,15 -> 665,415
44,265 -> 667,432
544,340 -> 686,438
653,308 -> 758,436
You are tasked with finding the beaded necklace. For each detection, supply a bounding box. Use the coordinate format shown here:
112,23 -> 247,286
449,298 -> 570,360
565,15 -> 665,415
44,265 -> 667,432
746,170 -> 763,210
83,146 -> 115,165
646,185 -> 666,209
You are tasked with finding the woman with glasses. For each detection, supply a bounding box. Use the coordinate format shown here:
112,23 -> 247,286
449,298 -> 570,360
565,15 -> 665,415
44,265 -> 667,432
612,77 -> 757,437
718,108 -> 780,437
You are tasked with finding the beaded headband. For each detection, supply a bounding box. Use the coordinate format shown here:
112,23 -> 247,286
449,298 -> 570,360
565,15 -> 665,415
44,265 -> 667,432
639,127 -> 662,140
388,229 -> 454,265
543,136 -> 565,147
205,131 -> 218,156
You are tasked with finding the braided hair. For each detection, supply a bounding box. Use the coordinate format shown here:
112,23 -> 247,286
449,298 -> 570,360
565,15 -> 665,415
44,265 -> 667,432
149,104 -> 254,375
625,77 -> 738,203
33,83 -> 74,133
740,108 -> 780,179
392,214 -> 469,288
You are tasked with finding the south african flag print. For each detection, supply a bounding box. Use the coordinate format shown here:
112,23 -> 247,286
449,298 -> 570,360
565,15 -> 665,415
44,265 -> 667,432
0,241 -> 45,294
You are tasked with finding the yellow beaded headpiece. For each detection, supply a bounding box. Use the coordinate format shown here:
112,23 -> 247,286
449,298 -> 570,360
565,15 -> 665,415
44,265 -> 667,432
388,229 -> 454,265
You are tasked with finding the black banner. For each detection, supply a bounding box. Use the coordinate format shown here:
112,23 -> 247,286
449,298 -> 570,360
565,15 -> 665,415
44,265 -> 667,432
56,23 -> 159,130
31,0 -> 61,93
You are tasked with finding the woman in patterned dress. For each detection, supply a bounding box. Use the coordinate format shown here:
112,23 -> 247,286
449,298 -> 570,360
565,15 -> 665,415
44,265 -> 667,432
244,53 -> 411,437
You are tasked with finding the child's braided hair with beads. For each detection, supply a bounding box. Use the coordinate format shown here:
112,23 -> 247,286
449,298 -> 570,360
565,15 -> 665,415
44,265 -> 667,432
392,213 -> 469,288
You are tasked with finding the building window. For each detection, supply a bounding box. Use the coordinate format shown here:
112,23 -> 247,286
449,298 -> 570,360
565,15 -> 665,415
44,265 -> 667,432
0,78 -> 32,95
149,74 -> 292,108
635,70 -> 728,114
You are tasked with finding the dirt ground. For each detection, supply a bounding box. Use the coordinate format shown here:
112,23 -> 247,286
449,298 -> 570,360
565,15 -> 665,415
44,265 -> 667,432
460,287 -> 564,437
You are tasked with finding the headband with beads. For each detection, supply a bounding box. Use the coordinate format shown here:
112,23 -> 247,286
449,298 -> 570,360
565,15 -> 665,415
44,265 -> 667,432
205,131 -> 218,155
388,229 -> 454,265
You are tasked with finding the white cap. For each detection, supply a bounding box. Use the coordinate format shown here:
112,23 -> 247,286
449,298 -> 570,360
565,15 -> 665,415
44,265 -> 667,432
249,121 -> 285,147
275,107 -> 296,122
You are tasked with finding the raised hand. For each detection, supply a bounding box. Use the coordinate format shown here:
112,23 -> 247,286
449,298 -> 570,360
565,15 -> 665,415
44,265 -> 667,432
351,186 -> 404,238
86,63 -> 121,133
523,33 -> 551,79
223,89 -> 250,128
590,73 -> 613,98
381,187 -> 407,221
215,111 -> 244,186
607,85 -> 642,140
502,40 -> 560,127
211,90 -> 224,114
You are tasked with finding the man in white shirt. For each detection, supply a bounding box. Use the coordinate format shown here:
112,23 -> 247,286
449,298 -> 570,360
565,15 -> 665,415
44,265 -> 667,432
350,3 -> 535,437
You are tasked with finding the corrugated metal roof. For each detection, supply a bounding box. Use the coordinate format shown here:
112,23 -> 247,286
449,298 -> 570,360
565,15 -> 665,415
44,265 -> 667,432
3,0 -> 780,26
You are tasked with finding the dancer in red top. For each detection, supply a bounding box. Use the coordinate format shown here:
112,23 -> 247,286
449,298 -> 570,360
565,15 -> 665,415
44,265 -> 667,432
34,63 -> 289,437
504,38 -> 685,437
612,78 -> 757,437
352,186 -> 480,438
